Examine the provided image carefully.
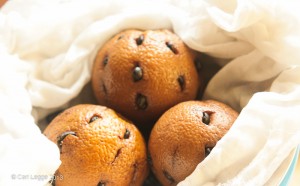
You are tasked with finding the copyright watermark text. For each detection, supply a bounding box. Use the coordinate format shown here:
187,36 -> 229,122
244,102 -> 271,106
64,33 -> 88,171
11,174 -> 63,181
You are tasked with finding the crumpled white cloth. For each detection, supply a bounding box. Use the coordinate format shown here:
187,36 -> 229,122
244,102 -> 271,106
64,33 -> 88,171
0,0 -> 300,185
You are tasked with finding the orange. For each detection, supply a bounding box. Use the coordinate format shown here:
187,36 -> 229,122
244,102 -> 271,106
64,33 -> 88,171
148,100 -> 238,186
43,104 -> 149,186
91,29 -> 203,128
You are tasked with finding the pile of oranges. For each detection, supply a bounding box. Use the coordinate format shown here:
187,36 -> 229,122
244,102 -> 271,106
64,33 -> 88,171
44,29 -> 238,186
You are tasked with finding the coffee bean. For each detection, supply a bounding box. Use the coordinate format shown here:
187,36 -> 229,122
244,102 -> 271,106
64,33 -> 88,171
57,131 -> 76,153
132,66 -> 143,82
202,112 -> 210,125
135,93 -> 148,110
166,41 -> 178,54
103,56 -> 108,66
135,35 -> 144,45
89,115 -> 100,123
205,146 -> 213,157
163,170 -> 175,184
177,75 -> 185,91
124,129 -> 130,139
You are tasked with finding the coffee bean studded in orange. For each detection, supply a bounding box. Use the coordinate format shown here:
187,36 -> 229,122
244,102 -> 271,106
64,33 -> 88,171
92,29 -> 203,127
44,104 -> 149,186
148,100 -> 238,186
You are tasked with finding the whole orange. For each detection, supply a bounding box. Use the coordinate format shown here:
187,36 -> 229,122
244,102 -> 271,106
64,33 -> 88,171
92,29 -> 203,126
148,100 -> 238,186
44,104 -> 149,186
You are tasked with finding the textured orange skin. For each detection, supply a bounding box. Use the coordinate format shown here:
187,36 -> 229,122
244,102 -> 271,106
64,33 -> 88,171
92,29 -> 202,126
44,104 -> 149,186
148,100 -> 238,186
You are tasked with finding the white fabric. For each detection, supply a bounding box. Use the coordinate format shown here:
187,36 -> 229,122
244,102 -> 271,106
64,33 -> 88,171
0,0 -> 300,185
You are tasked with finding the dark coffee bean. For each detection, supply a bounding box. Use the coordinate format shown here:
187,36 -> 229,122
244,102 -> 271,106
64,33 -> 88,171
202,112 -> 210,125
132,66 -> 143,82
57,131 -> 76,153
117,35 -> 124,40
205,146 -> 213,157
166,41 -> 178,54
89,115 -> 100,123
98,181 -> 106,186
163,170 -> 175,184
103,56 -> 108,66
135,35 -> 144,45
48,177 -> 55,186
112,148 -> 122,164
135,93 -> 148,110
124,129 -> 130,139
177,75 -> 185,91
